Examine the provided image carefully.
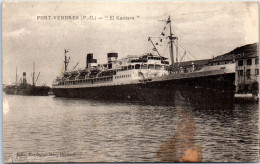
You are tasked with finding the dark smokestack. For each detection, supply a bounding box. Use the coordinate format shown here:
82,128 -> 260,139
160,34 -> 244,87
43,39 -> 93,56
91,59 -> 97,63
107,53 -> 118,63
23,72 -> 27,84
107,53 -> 118,58
86,53 -> 93,68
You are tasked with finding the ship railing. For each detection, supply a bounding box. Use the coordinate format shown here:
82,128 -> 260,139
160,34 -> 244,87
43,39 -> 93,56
58,75 -> 114,86
116,64 -> 169,72
172,69 -> 229,77
98,70 -> 116,77
130,59 -> 148,63
78,76 -> 86,79
62,79 -> 92,85
93,76 -> 113,83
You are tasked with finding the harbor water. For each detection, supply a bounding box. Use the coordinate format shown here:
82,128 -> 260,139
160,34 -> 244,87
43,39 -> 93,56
3,93 -> 259,162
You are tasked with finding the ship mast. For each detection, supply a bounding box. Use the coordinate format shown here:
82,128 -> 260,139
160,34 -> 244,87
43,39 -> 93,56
64,49 -> 70,72
168,15 -> 179,71
176,39 -> 178,63
16,67 -> 18,86
148,37 -> 161,56
169,16 -> 174,70
32,62 -> 35,86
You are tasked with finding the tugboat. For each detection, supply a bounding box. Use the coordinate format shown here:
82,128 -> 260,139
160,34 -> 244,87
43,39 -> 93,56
5,63 -> 50,96
52,16 -> 235,104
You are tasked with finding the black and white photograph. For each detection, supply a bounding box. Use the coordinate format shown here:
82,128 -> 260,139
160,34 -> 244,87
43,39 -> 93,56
2,1 -> 259,162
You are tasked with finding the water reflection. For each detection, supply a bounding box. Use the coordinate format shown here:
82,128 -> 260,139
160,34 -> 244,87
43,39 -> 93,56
157,91 -> 203,162
157,106 -> 203,162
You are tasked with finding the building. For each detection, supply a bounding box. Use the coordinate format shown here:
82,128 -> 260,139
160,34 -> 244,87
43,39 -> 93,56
172,59 -> 210,73
235,53 -> 259,94
208,43 -> 258,94
170,43 -> 258,94
208,54 -> 235,66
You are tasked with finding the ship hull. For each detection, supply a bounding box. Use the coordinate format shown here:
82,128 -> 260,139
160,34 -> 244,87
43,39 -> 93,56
5,86 -> 50,96
52,73 -> 235,107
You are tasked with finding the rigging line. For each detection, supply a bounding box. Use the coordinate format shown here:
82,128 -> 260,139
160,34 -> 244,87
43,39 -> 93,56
182,52 -> 190,60
171,24 -> 186,37
171,26 -> 201,61
161,42 -> 169,57
179,53 -> 187,63
178,41 -> 197,60
180,51 -> 189,62
169,25 -> 197,60
186,54 -> 194,61
178,51 -> 187,67
161,43 -> 169,59
149,37 -> 163,57
174,42 -> 186,55
177,43 -> 188,53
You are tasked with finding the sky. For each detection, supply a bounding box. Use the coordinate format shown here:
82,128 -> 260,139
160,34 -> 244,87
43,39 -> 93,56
2,1 -> 259,86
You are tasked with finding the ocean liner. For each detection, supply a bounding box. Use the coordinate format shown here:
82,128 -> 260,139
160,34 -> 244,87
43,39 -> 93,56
52,16 -> 235,104
5,63 -> 50,96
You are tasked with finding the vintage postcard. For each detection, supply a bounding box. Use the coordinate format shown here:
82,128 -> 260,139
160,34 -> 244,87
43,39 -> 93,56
2,1 -> 259,162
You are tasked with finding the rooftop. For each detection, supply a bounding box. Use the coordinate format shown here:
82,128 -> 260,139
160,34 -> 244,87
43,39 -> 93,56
210,43 -> 258,62
172,59 -> 210,67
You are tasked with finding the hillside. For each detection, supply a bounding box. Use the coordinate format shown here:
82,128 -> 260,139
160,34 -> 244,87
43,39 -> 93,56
211,43 -> 259,62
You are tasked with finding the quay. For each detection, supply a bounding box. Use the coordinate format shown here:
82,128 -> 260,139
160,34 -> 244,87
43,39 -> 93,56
175,43 -> 259,103
234,93 -> 259,103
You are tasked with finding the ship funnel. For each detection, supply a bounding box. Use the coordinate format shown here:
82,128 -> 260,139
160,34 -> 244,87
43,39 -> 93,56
22,72 -> 27,84
86,53 -> 98,68
107,53 -> 118,63
89,59 -> 97,67
86,53 -> 93,68
91,59 -> 97,63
